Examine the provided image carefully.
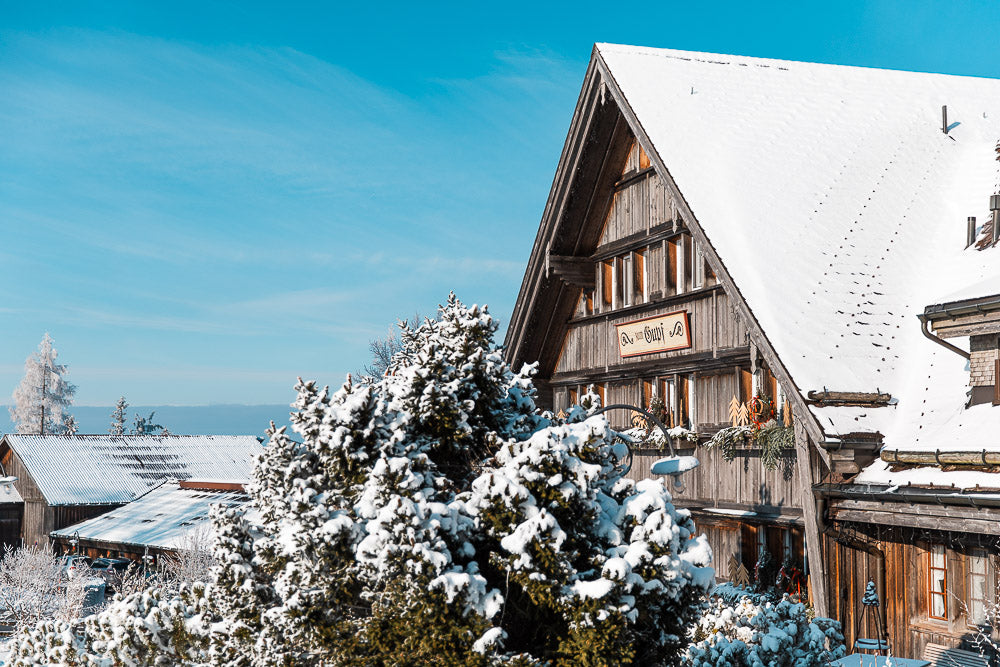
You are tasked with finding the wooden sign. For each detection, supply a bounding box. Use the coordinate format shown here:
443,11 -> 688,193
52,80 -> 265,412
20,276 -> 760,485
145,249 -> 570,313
615,311 -> 691,358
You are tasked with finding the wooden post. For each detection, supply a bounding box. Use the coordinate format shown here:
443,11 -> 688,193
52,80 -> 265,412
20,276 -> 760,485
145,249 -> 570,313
794,418 -> 828,616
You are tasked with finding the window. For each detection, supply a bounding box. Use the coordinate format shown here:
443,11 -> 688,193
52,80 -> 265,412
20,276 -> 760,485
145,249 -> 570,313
968,549 -> 991,626
693,241 -> 705,289
928,544 -> 948,620
633,249 -> 646,303
677,374 -> 692,429
667,237 -> 680,295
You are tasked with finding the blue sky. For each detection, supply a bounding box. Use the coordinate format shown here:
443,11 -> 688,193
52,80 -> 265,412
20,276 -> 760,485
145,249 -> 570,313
3,1 -> 1000,406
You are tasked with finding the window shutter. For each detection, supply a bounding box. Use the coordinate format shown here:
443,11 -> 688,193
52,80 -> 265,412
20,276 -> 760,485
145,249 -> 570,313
633,250 -> 645,301
667,240 -> 678,293
602,261 -> 613,306
638,145 -> 651,170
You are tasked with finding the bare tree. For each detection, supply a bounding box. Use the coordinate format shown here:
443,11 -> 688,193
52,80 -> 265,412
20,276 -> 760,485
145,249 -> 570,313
360,313 -> 425,379
0,545 -> 90,632
160,526 -> 216,591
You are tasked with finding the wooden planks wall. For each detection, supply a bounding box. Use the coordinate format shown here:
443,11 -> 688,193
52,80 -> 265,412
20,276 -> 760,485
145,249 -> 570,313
628,445 -> 803,511
554,290 -> 747,375
598,147 -> 674,247
825,524 -> 994,660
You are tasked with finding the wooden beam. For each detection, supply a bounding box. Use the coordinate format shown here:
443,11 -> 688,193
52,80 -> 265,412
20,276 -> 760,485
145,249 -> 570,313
807,390 -> 892,406
550,345 -> 749,385
794,418 -> 829,617
545,253 -> 595,289
504,55 -> 606,369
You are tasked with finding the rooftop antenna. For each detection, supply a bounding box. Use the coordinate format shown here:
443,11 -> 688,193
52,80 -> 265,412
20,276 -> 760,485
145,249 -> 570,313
942,105 -> 948,134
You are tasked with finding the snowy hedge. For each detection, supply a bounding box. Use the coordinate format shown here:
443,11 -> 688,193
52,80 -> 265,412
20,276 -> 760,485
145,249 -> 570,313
10,294 -> 715,666
687,595 -> 845,666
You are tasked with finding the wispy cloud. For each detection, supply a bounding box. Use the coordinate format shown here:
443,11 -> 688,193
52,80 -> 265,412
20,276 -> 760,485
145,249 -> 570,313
0,29 -> 576,404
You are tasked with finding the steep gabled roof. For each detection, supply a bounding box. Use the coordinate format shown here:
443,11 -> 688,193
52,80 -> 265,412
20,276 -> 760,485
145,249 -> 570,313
598,44 -> 999,388
1,434 -> 261,506
509,44 -> 1000,453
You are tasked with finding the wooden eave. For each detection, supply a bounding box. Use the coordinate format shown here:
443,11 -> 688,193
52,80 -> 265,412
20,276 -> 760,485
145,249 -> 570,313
504,46 -> 828,453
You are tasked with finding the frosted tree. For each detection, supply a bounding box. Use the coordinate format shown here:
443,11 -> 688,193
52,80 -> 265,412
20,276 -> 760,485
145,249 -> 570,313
62,415 -> 78,435
109,396 -> 129,435
204,293 -> 712,665
12,294 -> 716,666
9,334 -> 76,435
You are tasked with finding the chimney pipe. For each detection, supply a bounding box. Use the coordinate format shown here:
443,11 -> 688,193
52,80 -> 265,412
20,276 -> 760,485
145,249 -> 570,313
942,105 -> 948,134
968,217 -> 977,248
992,195 -> 1000,244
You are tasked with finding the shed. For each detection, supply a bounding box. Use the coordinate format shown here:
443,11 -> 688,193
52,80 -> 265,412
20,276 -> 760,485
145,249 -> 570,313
50,480 -> 251,561
0,434 -> 261,547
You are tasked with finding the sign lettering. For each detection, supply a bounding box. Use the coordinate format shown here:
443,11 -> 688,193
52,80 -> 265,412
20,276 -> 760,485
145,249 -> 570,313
615,311 -> 691,358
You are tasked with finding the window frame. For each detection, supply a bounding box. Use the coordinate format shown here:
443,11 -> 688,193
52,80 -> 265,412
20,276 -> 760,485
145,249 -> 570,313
967,548 -> 992,628
928,543 -> 949,621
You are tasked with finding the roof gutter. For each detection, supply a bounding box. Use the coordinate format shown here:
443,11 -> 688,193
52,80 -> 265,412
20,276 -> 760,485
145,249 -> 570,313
815,483 -> 1000,509
917,313 -> 970,360
923,293 -> 1000,321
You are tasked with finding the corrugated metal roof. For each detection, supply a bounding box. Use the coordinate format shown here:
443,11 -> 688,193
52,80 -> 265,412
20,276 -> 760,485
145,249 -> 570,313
51,481 -> 250,551
2,435 -> 261,506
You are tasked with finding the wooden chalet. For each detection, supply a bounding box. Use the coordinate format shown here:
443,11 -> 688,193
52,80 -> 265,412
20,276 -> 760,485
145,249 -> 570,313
0,434 -> 261,547
505,44 -> 1000,659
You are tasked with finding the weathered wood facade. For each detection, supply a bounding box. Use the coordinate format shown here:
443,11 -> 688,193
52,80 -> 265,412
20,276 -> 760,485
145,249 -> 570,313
503,43 -> 1000,663
505,73 -> 828,613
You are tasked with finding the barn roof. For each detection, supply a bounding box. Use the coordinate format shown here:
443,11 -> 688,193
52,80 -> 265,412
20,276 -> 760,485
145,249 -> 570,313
592,45 -> 1000,456
51,480 -> 250,551
1,434 -> 261,506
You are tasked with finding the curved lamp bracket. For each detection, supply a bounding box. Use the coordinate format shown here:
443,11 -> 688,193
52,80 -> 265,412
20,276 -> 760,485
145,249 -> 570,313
589,404 -> 699,484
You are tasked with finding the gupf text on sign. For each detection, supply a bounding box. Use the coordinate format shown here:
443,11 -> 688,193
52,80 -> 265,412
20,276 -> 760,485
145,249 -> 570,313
615,311 -> 691,358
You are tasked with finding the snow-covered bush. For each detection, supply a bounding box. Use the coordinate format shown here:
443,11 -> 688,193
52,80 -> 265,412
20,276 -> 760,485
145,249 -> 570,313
687,594 -> 845,666
0,545 -> 91,633
9,583 -> 218,666
11,294 -> 714,666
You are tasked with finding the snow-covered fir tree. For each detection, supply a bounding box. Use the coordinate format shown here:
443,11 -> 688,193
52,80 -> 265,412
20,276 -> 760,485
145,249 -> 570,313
109,396 -> 129,435
9,333 -> 76,435
10,294 -> 715,666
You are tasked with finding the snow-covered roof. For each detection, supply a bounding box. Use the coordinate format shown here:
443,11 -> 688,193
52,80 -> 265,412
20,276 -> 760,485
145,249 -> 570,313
597,45 -> 1000,462
51,481 -> 250,551
1,434 -> 261,506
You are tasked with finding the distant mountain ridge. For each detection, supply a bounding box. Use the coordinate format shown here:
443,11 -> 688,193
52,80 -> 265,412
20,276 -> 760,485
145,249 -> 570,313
0,404 -> 292,437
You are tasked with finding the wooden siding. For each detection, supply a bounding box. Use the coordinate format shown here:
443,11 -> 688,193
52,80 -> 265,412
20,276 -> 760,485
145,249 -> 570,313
554,288 -> 747,375
22,500 -> 47,548
597,142 -> 676,247
630,445 -> 804,511
825,523 -> 999,660
1,445 -> 116,547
